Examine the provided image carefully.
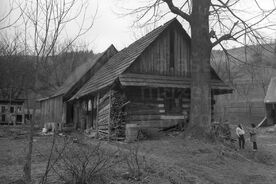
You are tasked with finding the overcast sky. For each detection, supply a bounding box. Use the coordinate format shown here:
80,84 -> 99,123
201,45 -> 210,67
1,0 -> 276,53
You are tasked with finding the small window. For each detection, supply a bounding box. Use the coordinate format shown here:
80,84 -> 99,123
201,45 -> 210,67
25,114 -> 32,120
16,115 -> 22,122
1,106 -> 5,113
1,114 -> 5,122
10,106 -> 14,113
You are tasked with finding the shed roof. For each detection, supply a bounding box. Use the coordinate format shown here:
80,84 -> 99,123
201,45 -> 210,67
264,77 -> 276,103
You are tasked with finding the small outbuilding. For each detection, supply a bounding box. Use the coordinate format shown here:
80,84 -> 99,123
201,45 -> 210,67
264,77 -> 276,125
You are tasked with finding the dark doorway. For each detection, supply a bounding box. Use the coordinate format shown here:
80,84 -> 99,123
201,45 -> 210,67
272,104 -> 276,124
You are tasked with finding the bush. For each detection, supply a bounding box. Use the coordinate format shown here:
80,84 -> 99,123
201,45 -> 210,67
121,144 -> 154,181
56,142 -> 120,184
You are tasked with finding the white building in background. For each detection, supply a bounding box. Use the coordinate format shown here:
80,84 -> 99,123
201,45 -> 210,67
0,99 -> 32,125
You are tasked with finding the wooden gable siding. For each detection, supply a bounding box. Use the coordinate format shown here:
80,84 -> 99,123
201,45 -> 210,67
40,95 -> 63,124
127,25 -> 190,77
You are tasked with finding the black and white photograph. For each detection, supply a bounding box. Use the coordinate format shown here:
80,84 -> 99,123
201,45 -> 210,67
1,0 -> 276,183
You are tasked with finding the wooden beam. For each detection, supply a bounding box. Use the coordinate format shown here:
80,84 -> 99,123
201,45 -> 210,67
96,93 -> 100,138
108,90 -> 112,141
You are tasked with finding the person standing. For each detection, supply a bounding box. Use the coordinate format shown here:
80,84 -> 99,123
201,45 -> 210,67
249,123 -> 258,151
236,124 -> 245,149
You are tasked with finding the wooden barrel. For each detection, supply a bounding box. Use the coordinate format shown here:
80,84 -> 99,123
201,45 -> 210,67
125,124 -> 139,143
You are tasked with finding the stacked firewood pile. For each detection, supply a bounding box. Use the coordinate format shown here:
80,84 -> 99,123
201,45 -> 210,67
110,91 -> 129,140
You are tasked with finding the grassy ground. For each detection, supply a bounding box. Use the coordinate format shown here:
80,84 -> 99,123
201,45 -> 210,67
0,125 -> 276,184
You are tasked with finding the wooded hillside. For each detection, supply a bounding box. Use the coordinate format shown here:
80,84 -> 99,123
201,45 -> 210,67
0,51 -> 97,100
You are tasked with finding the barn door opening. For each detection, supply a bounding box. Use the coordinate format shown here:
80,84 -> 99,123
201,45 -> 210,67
265,103 -> 276,125
272,104 -> 276,124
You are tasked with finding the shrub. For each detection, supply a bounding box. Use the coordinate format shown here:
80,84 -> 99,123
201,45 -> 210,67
56,142 -> 119,184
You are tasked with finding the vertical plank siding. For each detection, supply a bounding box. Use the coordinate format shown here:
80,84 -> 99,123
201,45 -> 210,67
40,96 -> 63,124
127,26 -> 190,77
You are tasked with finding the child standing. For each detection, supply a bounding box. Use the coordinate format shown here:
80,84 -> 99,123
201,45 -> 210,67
236,124 -> 245,149
249,123 -> 258,151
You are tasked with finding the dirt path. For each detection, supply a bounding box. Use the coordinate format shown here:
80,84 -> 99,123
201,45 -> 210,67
84,132 -> 276,184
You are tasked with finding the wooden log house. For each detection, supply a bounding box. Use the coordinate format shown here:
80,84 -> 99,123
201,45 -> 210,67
264,77 -> 276,126
70,18 -> 232,139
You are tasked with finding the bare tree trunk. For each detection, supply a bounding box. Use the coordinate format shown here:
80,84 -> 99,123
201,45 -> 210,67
23,106 -> 34,183
189,0 -> 212,138
23,91 -> 37,183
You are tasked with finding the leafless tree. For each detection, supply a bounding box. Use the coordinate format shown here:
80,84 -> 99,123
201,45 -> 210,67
12,0 -> 98,182
117,0 -> 276,138
0,0 -> 25,30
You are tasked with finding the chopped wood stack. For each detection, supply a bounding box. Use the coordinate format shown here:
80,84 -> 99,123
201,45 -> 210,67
97,92 -> 111,139
110,90 -> 128,139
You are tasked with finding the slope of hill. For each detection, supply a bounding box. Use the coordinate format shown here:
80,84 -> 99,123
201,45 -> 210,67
211,44 -> 276,123
0,51 -> 98,99
211,43 -> 276,83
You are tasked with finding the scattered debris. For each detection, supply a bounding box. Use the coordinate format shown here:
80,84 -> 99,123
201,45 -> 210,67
72,138 -> 79,143
266,125 -> 276,133
84,128 -> 97,138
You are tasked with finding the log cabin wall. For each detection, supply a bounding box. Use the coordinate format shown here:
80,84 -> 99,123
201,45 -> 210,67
124,87 -> 215,129
124,86 -> 190,129
126,23 -> 190,77
40,95 -> 63,124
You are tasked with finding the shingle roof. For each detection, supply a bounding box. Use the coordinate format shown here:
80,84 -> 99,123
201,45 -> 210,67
264,77 -> 276,103
38,45 -> 117,101
71,18 -> 232,100
52,53 -> 103,98
71,19 -> 178,100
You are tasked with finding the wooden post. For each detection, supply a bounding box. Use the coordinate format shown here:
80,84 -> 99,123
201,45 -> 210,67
61,103 -> 67,130
86,99 -> 89,129
96,93 -> 100,138
108,90 -> 112,141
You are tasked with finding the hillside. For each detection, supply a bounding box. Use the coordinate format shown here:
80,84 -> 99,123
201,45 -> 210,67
211,44 -> 276,83
211,44 -> 276,123
0,51 -> 97,99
